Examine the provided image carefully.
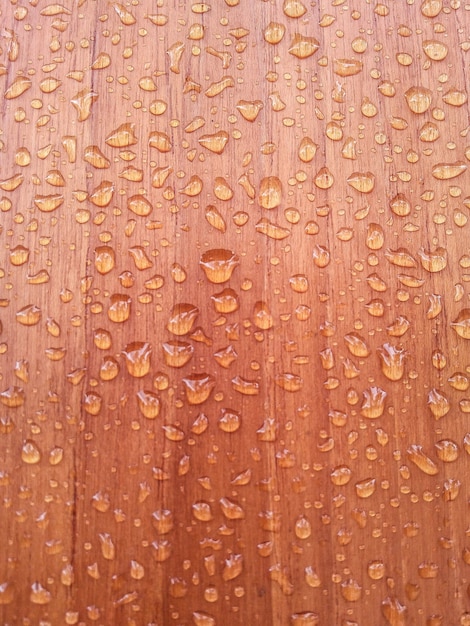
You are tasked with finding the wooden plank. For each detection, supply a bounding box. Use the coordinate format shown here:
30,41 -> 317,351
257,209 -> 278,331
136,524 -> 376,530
1,0 -> 470,624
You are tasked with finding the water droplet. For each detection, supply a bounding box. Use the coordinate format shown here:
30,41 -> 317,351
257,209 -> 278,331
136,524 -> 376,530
108,294 -> 131,323
34,193 -> 65,213
418,562 -> 439,578
288,34 -> 320,59
220,497 -> 245,520
193,611 -> 215,626
361,386 -> 387,418
378,343 -> 407,380
295,515 -> 312,539
106,123 -> 138,147
192,501 -> 213,521
151,539 -> 172,561
16,304 -> 42,326
334,58 -> 363,76
83,391 -> 102,416
405,86 -> 432,113
182,374 -> 215,404
113,2 -> 136,25
91,490 -> 110,513
122,342 -> 152,377
89,181 -> 115,208
252,300 -> 273,330
291,612 -> 319,626
407,444 -> 439,475
354,477 -> 376,498
390,193 -> 411,217
0,386 -> 25,408
94,245 -> 115,274
200,249 -> 239,283
269,563 -> 294,595
151,509 -> 174,534
259,176 -> 282,209
232,375 -> 259,395
256,218 -> 291,240
30,582 -> 51,604
304,566 -> 321,588
4,76 -> 32,99
162,340 -> 194,368
218,407 -> 241,432
428,388 -> 450,419
418,247 -> 447,272
314,167 -> 334,189
71,88 -> 98,121
368,560 -> 386,580
312,244 -> 330,267
98,533 -> 116,560
344,332 -> 370,357
136,390 -> 160,418
21,440 -> 41,464
283,0 -> 307,17
432,161 -> 467,180
341,578 -> 362,601
427,295 -> 442,320
435,439 -> 459,462
264,21 -> 286,44
236,99 -> 264,122
198,130 -> 229,153
419,121 -> 440,144
385,248 -> 417,268
275,373 -> 303,392
448,372 -> 469,391
367,273 -> 387,292
442,88 -> 467,107
347,171 -> 375,193
84,145 -> 110,169
167,303 -> 199,335
381,596 -> 407,626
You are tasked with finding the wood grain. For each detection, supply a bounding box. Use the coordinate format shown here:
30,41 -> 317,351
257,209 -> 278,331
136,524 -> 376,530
1,0 -> 470,624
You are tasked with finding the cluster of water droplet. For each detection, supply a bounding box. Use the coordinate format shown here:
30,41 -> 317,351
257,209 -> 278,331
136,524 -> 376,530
1,0 -> 470,624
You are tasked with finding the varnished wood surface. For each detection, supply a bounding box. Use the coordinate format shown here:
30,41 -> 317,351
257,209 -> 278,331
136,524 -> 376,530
1,0 -> 470,624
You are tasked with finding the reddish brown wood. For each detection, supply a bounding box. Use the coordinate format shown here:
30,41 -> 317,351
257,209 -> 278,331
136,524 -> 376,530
1,1 -> 470,625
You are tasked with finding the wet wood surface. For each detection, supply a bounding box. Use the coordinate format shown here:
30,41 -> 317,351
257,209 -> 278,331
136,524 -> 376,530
1,0 -> 470,624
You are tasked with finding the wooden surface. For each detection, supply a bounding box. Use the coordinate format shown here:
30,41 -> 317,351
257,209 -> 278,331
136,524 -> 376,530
1,0 -> 470,624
